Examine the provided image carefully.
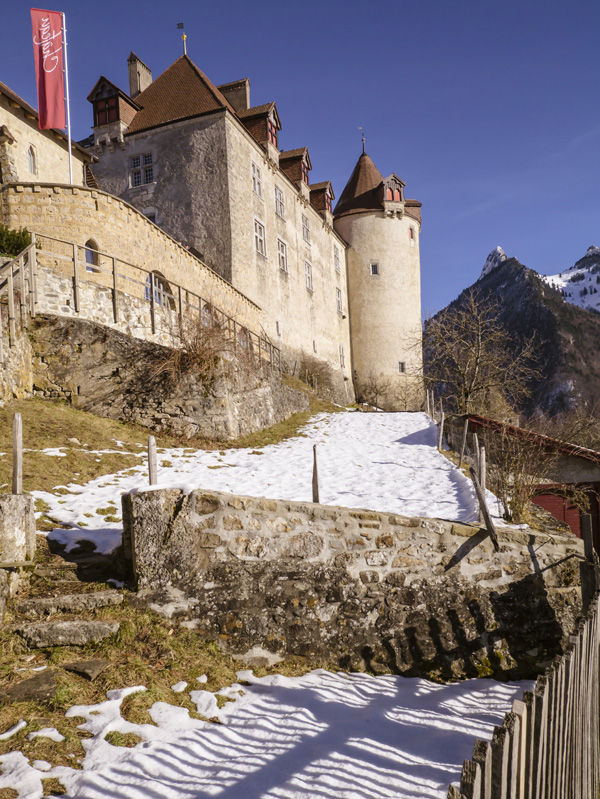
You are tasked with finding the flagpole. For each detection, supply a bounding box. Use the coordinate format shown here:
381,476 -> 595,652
61,12 -> 73,185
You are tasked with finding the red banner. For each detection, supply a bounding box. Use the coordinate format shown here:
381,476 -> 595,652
31,8 -> 65,130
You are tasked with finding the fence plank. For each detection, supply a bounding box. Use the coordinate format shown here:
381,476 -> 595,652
12,413 -> 22,495
469,467 -> 499,551
491,726 -> 509,798
472,739 -> 492,799
19,254 -> 27,323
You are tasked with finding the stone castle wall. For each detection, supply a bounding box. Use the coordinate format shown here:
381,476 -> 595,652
0,183 -> 261,334
123,486 -> 585,679
0,94 -> 88,187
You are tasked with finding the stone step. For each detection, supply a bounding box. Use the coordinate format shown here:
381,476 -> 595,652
16,620 -> 120,648
16,589 -> 124,620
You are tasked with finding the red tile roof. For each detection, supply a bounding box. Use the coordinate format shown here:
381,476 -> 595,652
126,56 -> 236,135
334,152 -> 384,217
237,103 -> 275,118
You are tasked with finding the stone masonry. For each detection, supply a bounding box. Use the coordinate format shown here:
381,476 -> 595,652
122,487 -> 585,680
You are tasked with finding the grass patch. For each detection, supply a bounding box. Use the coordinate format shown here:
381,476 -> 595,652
41,778 -> 67,795
104,731 -> 143,748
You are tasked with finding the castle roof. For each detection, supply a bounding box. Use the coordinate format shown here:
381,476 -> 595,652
126,55 -> 237,135
333,152 -> 384,218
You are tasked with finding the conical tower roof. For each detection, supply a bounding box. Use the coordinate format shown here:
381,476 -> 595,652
333,152 -> 384,218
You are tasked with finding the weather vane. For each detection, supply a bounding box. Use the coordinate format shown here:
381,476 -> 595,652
177,22 -> 187,55
358,126 -> 366,154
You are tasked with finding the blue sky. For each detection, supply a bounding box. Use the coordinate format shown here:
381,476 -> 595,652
3,0 -> 600,313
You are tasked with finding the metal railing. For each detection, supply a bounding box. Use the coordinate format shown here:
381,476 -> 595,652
0,233 -> 281,372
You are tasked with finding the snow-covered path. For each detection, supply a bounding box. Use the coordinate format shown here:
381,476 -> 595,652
0,671 -> 529,799
34,412 -> 489,555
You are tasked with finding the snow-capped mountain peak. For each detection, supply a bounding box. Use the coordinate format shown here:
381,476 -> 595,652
480,246 -> 508,279
541,246 -> 600,313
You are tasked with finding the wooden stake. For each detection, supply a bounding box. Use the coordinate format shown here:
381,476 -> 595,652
473,432 -> 480,475
12,413 -> 22,495
438,411 -> 445,451
425,389 -> 431,416
458,418 -> 469,470
470,466 -> 499,551
148,435 -> 157,485
312,444 -> 319,504
29,235 -> 37,318
112,257 -> 119,323
479,445 -> 486,524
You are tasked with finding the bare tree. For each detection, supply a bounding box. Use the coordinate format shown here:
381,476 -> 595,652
355,371 -> 393,410
424,289 -> 540,416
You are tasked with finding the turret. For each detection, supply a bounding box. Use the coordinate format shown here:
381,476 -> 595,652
334,151 -> 423,410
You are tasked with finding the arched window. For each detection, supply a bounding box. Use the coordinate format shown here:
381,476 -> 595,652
145,272 -> 175,308
27,145 -> 37,175
84,240 -> 99,272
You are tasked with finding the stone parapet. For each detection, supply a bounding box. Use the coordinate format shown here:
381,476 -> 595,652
123,487 -> 585,679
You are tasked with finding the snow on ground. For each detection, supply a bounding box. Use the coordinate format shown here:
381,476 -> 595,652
0,670 -> 531,799
542,248 -> 600,313
32,411 -> 499,556
0,411 -> 529,798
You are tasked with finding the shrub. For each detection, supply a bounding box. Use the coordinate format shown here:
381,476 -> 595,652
0,225 -> 31,257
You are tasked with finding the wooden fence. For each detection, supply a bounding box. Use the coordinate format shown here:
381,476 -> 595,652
0,234 -> 281,372
449,578 -> 600,799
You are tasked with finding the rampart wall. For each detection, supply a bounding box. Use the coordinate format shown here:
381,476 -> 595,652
123,486 -> 584,679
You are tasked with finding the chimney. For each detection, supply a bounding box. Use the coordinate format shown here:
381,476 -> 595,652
217,79 -> 250,112
127,52 -> 152,99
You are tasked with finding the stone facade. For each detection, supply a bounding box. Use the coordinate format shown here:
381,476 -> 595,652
122,487 -> 585,679
30,315 -> 309,441
0,86 -> 90,187
0,495 -> 36,599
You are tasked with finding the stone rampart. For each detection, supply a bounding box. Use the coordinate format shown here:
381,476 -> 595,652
30,315 -> 308,440
122,487 -> 585,679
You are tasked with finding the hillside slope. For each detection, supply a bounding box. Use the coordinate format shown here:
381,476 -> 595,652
429,249 -> 600,415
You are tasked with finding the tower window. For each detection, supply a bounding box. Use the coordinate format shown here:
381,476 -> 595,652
84,239 -> 99,272
254,219 -> 266,255
252,161 -> 263,197
336,287 -> 343,313
398,361 -> 406,374
301,161 -> 309,184
94,96 -> 118,126
325,193 -> 332,212
339,344 -> 345,368
268,118 -> 278,147
370,262 -> 379,276
409,227 -> 415,247
276,320 -> 281,336
334,245 -> 340,273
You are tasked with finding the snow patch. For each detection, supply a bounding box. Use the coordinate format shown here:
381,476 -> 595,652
480,246 -> 507,279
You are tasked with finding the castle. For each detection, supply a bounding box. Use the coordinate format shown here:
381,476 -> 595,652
0,51 -> 423,408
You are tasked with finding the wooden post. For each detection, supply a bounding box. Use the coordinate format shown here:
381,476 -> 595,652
19,254 -> 27,323
470,466 -> 499,551
29,235 -> 37,318
12,413 -> 22,495
148,436 -> 157,485
312,444 -> 319,504
0,305 -> 4,364
7,264 -> 16,347
178,285 -> 183,331
479,445 -> 487,524
425,389 -> 431,416
150,272 -> 156,334
72,243 -> 80,313
458,418 -> 469,470
438,411 -> 445,451
473,432 -> 480,475
112,257 -> 119,322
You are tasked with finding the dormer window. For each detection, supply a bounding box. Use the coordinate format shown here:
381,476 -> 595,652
301,161 -> 309,184
324,193 -> 332,212
268,117 -> 278,148
95,96 -> 118,126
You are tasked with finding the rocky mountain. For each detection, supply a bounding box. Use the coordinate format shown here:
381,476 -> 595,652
431,247 -> 600,416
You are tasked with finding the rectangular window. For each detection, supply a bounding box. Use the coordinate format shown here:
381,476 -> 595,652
302,214 -> 310,243
410,227 -> 415,247
277,239 -> 288,271
252,162 -> 262,197
130,153 -> 153,187
370,262 -> 379,275
339,344 -> 345,368
268,119 -> 278,147
254,219 -> 266,255
398,361 -> 406,373
276,320 -> 281,336
336,287 -> 343,313
275,186 -> 285,219
305,260 -> 313,292
334,245 -> 340,273
301,161 -> 309,184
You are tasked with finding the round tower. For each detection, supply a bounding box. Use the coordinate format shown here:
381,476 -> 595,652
333,151 -> 423,410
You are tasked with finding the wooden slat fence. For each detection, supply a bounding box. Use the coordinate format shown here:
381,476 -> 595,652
0,234 -> 281,373
448,589 -> 600,798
